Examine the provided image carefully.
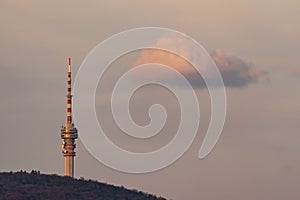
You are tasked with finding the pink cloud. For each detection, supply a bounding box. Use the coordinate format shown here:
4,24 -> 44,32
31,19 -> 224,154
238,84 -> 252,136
132,35 -> 266,88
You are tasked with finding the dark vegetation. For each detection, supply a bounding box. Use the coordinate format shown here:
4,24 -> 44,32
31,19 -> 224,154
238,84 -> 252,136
0,171 -> 166,200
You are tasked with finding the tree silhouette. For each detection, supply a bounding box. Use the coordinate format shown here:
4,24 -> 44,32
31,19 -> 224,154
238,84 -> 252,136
0,171 -> 166,200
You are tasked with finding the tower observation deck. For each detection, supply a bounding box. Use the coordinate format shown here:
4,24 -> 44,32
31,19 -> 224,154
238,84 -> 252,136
60,57 -> 78,177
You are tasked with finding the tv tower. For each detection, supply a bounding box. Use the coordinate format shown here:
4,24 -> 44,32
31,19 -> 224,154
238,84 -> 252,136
60,57 -> 78,177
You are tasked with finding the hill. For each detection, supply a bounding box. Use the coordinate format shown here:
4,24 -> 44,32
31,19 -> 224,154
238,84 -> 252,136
0,171 -> 166,200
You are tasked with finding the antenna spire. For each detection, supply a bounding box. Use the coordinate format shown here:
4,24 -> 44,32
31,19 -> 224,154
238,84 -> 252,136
67,57 -> 72,123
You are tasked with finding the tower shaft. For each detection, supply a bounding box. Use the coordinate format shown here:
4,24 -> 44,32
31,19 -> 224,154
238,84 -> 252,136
61,57 -> 78,178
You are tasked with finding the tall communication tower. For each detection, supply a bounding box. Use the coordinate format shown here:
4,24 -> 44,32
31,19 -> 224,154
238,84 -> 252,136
60,57 -> 78,177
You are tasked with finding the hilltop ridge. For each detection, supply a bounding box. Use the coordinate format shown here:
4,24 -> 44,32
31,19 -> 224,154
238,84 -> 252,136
0,171 -> 166,200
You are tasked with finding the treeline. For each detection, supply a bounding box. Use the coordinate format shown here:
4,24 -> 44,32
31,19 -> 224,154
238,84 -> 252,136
0,171 -> 166,200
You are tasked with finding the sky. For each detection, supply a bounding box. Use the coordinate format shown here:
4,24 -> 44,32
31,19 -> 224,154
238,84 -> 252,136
0,0 -> 300,199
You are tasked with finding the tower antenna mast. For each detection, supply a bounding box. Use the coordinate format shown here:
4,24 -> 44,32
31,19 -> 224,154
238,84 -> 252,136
60,57 -> 78,177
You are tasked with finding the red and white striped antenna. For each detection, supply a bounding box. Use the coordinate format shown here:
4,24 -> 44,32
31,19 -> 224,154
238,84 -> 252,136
67,57 -> 72,123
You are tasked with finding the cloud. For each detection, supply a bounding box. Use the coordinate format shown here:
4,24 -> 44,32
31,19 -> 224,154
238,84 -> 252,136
132,35 -> 266,88
210,49 -> 267,87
